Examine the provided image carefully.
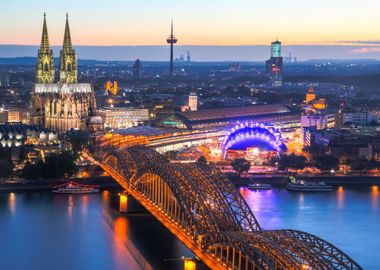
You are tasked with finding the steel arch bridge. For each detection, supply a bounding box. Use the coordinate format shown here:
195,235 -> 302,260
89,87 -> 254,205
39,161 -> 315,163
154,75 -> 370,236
92,146 -> 362,270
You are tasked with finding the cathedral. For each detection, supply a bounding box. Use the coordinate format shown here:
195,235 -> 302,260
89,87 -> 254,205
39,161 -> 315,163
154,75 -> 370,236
30,13 -> 96,133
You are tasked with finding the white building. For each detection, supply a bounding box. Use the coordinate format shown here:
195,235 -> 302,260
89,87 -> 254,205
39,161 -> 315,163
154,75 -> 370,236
99,107 -> 150,129
189,92 -> 198,111
301,114 -> 328,130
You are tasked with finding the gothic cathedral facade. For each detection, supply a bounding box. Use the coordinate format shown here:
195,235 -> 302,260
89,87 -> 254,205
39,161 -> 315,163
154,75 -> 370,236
30,14 -> 96,133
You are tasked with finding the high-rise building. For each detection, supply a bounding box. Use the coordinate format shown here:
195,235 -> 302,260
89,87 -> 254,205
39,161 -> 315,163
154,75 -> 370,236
30,14 -> 96,133
265,40 -> 283,87
166,19 -> 177,77
186,51 -> 191,63
188,92 -> 198,111
271,40 -> 281,58
133,59 -> 141,80
0,72 -> 10,87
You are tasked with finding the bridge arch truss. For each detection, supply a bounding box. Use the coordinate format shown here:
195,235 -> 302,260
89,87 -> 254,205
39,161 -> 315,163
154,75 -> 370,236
97,146 -> 362,270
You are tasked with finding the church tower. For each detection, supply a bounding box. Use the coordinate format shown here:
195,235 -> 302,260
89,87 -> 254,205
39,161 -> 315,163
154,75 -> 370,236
59,14 -> 78,84
35,13 -> 55,83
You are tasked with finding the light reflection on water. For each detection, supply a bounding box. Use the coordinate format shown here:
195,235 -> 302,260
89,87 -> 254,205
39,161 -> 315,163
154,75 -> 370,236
371,186 -> 379,210
240,186 -> 380,270
1,187 -> 378,269
0,190 -> 191,270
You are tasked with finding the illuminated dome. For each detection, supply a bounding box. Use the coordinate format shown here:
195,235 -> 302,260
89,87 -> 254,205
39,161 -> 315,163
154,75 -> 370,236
222,122 -> 287,153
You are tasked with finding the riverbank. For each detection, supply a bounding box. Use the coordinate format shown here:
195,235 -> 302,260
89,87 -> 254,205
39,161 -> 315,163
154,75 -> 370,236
2,174 -> 380,192
231,174 -> 380,186
0,177 -> 121,192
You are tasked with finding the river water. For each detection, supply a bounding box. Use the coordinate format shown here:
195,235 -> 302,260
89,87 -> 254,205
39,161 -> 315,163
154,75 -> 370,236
0,185 -> 378,270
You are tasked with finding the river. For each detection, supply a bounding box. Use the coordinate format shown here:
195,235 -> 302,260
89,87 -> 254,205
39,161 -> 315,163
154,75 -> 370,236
0,185 -> 378,269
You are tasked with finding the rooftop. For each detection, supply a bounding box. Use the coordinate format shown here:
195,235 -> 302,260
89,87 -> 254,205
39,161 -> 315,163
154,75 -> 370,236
34,83 -> 93,94
178,104 -> 291,123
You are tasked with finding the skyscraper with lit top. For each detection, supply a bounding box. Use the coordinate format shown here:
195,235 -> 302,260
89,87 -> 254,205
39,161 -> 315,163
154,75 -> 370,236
265,40 -> 283,87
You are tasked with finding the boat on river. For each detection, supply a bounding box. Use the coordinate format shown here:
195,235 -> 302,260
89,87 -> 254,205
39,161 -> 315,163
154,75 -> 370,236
53,181 -> 99,194
248,183 -> 272,190
287,176 -> 332,192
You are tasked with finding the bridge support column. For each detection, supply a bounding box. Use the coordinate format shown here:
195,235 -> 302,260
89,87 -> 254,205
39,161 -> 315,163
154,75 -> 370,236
119,191 -> 130,214
183,258 -> 198,270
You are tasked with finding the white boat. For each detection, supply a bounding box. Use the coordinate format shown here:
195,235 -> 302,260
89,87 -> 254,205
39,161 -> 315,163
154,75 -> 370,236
53,181 -> 99,194
248,183 -> 272,190
287,176 -> 332,192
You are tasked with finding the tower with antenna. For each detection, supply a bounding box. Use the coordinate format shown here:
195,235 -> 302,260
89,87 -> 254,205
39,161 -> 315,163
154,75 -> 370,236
166,19 -> 177,77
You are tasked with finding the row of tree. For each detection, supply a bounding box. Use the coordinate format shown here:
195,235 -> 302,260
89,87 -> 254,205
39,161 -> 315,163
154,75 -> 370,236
269,153 -> 380,173
22,151 -> 77,180
0,148 -> 14,178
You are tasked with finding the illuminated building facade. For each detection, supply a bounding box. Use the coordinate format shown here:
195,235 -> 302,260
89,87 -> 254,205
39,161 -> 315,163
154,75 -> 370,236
30,14 -> 96,133
305,85 -> 327,110
188,92 -> 198,111
222,122 -> 287,160
301,114 -> 328,130
0,110 -> 8,124
105,81 -> 118,95
7,108 -> 29,124
306,85 -> 316,104
99,107 -> 150,129
265,40 -> 283,87
302,85 -> 328,130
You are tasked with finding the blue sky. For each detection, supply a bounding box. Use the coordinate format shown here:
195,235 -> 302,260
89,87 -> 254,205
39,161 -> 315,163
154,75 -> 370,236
1,0 -> 380,60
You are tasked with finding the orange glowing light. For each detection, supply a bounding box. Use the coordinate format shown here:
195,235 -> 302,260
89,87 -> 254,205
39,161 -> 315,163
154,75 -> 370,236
372,185 -> 379,210
9,192 -> 16,215
80,171 -> 89,178
337,186 -> 344,209
102,190 -> 110,205
372,185 -> 379,195
114,217 -> 128,243
184,259 -> 197,270
120,193 -> 128,213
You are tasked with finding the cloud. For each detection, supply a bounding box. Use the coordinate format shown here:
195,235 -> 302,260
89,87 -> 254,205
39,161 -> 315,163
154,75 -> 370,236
337,40 -> 380,45
351,47 -> 380,54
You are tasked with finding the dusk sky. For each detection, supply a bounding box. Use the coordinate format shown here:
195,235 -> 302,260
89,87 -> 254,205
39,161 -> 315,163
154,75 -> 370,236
1,0 -> 380,60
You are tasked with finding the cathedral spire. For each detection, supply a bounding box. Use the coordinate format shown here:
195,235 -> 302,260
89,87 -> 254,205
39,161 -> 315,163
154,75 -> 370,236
59,13 -> 78,83
40,12 -> 50,52
62,13 -> 73,52
35,13 -> 55,83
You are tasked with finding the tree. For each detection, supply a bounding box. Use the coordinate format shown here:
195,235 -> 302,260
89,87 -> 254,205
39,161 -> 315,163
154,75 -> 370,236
272,154 -> 307,171
313,154 -> 339,172
197,156 -> 207,164
236,86 -> 251,97
22,151 -> 77,180
231,158 -> 251,175
350,156 -> 370,173
67,130 -> 90,157
0,159 -> 14,178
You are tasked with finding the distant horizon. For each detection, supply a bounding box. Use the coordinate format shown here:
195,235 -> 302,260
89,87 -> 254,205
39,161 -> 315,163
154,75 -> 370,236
1,44 -> 380,62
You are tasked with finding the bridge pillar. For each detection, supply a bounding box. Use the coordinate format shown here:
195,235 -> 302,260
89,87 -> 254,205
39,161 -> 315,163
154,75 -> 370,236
119,191 -> 130,214
183,258 -> 198,270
